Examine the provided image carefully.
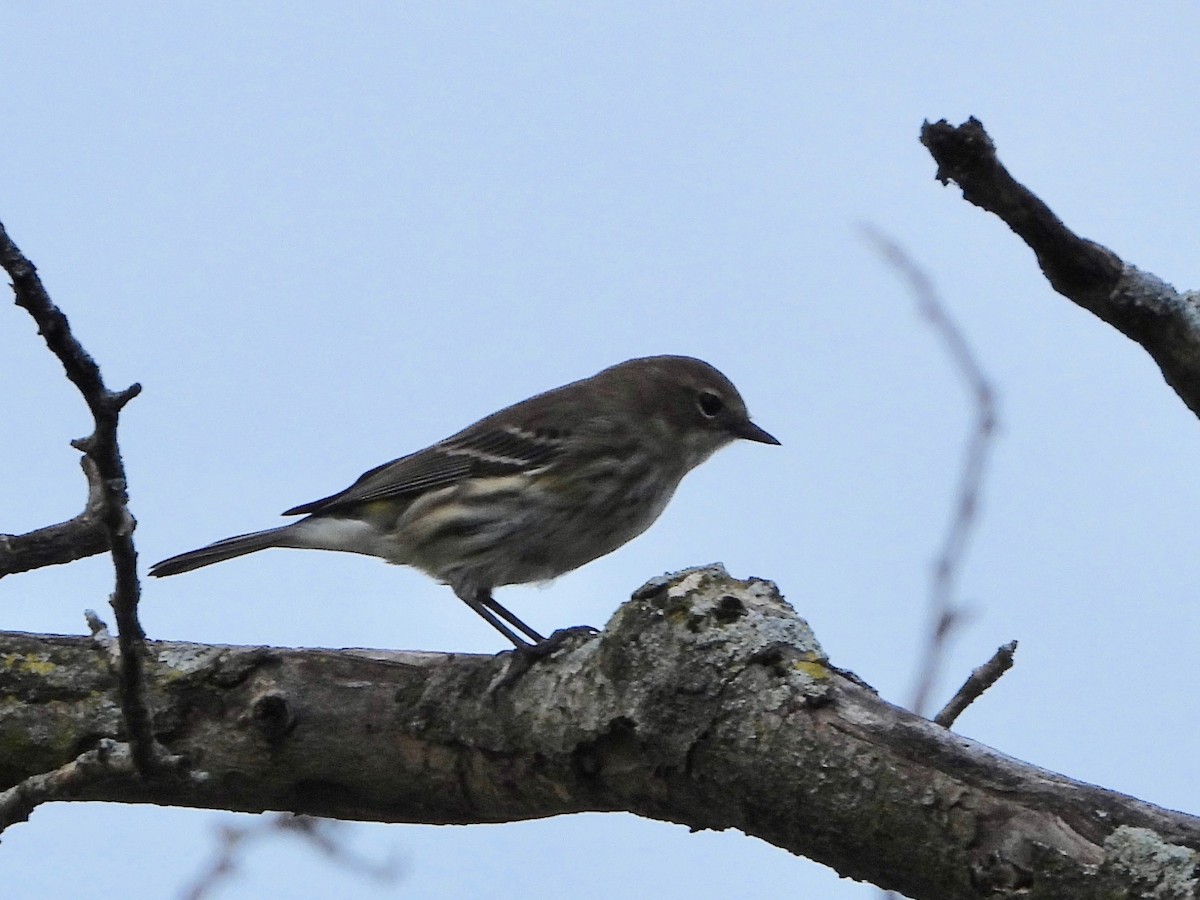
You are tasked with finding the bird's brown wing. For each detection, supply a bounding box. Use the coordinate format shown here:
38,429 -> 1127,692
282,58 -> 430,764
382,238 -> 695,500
282,422 -> 568,515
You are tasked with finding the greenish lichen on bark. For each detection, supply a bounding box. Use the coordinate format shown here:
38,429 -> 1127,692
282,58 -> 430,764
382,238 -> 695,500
1,567 -> 1198,898
1103,826 -> 1200,899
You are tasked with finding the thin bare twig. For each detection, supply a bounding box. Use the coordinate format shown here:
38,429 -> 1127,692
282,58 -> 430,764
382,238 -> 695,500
1,219 -> 158,776
863,227 -> 999,718
180,815 -> 401,900
0,456 -> 110,577
0,740 -> 137,834
85,609 -> 122,668
933,640 -> 1018,728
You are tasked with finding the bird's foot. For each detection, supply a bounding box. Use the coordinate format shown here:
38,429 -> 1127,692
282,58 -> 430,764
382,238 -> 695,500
516,624 -> 600,659
489,625 -> 600,694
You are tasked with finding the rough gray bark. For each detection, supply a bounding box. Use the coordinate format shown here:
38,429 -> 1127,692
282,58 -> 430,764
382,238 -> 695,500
2,566 -> 1197,899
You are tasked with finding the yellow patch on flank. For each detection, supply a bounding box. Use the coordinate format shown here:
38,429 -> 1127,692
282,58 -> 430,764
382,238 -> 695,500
362,499 -> 396,518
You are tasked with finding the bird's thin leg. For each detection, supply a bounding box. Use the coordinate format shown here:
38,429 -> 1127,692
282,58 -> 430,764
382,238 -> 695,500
478,593 -> 547,644
456,590 -> 534,648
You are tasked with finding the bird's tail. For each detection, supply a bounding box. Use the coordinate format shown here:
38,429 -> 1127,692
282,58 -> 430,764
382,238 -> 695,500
149,526 -> 296,577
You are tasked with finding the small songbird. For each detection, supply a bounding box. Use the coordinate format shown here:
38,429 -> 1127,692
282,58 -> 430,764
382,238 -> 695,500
150,355 -> 779,647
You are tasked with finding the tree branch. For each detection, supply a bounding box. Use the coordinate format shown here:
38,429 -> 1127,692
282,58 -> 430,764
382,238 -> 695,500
1,219 -> 158,776
0,567 -> 1195,899
0,740 -> 138,833
934,640 -> 1018,728
0,457 -> 110,577
864,229 -> 998,718
180,815 -> 399,900
921,118 -> 1200,420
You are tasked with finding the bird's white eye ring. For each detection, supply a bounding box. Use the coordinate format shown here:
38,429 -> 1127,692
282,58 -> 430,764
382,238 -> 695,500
697,391 -> 724,418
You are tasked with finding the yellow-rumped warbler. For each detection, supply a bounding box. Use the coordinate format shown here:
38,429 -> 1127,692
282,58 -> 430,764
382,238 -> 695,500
150,355 -> 778,647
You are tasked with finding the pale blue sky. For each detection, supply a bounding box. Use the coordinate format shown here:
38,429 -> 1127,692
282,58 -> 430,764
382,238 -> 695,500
4,4 -> 1200,897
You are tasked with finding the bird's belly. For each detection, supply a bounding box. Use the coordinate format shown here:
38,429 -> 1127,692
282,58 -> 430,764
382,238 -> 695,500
391,471 -> 677,589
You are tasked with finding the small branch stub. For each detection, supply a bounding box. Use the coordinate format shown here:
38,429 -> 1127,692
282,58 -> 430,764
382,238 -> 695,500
934,640 -> 1018,728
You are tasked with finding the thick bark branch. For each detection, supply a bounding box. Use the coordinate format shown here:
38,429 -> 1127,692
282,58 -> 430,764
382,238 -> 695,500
1,567 -> 1195,898
921,118 -> 1200,420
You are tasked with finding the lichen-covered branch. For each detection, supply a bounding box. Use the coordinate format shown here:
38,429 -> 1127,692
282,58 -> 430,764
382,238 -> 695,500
1,567 -> 1195,898
921,118 -> 1200,420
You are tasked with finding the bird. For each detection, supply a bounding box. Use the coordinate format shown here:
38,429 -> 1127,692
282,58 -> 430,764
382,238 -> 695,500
149,355 -> 779,648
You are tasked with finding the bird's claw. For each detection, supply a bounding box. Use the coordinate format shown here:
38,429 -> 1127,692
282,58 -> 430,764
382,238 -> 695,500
517,624 -> 600,658
489,625 -> 600,694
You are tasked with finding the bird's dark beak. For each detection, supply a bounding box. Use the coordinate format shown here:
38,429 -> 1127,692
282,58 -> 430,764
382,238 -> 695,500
734,419 -> 780,445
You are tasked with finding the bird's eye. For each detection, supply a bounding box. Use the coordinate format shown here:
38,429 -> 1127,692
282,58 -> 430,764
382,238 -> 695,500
697,391 -> 724,418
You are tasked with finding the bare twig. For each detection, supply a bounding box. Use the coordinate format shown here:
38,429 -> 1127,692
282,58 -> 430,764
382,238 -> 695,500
933,640 -> 1018,728
920,118 -> 1123,304
921,118 -> 1200,421
85,609 -> 122,668
0,456 -> 110,577
0,740 -> 137,835
0,219 -> 157,776
180,814 -> 400,900
863,227 -> 999,718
